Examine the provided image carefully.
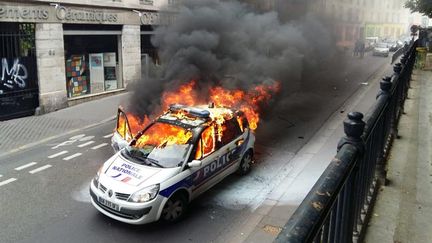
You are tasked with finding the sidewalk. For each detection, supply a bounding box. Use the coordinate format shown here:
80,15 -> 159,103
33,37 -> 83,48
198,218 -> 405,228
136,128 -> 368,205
364,70 -> 432,242
0,92 -> 129,159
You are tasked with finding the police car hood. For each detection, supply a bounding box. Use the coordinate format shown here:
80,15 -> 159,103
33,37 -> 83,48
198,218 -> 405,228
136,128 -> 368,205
101,154 -> 179,191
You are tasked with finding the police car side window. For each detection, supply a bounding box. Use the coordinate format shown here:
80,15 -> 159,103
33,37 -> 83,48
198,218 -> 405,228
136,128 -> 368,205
219,118 -> 243,147
195,126 -> 215,159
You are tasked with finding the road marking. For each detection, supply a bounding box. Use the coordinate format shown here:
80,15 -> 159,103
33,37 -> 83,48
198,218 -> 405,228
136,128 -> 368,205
103,133 -> 113,138
51,140 -> 75,149
0,178 -> 17,187
51,134 -> 94,149
29,165 -> 52,174
78,141 -> 95,148
69,134 -> 86,140
91,143 -> 108,150
15,162 -> 38,171
48,150 -> 68,159
63,153 -> 82,161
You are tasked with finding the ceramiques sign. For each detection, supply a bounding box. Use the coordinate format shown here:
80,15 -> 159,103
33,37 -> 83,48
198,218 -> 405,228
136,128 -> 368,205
0,3 -> 170,25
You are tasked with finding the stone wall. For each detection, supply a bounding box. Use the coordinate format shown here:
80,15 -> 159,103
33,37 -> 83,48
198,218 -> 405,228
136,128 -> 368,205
35,23 -> 68,114
121,25 -> 142,87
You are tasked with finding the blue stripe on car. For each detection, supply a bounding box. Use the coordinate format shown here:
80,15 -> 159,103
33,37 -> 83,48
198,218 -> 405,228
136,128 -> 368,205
159,130 -> 251,198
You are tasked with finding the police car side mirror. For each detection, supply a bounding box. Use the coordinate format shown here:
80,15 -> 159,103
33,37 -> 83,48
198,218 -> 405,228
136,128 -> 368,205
188,160 -> 202,168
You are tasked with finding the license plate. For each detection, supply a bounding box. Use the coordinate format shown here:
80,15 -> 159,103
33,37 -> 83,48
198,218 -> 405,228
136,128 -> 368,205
98,197 -> 119,211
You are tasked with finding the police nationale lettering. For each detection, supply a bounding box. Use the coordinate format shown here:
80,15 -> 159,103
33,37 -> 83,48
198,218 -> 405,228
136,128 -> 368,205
112,163 -> 142,180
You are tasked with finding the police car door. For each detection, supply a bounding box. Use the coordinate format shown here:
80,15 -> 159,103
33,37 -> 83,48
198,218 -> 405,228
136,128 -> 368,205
114,108 -> 133,151
214,117 -> 245,179
189,125 -> 220,199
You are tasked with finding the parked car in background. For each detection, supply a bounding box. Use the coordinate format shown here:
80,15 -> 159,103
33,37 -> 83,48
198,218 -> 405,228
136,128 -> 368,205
365,37 -> 379,51
373,43 -> 390,57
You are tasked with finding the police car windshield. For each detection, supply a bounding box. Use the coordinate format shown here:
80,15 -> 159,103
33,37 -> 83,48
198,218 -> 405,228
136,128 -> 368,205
123,122 -> 193,168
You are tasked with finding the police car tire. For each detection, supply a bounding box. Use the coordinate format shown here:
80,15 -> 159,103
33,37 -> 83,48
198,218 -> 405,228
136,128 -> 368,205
161,193 -> 188,223
237,150 -> 253,175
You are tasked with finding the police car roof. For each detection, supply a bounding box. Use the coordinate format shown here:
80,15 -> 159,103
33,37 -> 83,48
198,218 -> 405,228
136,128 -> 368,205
157,104 -> 235,127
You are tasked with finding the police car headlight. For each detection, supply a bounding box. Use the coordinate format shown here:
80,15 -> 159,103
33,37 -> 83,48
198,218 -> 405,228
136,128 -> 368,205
129,184 -> 160,203
93,167 -> 103,187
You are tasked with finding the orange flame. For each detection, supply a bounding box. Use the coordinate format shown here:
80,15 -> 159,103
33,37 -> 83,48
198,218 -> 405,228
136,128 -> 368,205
135,122 -> 193,148
118,80 -> 280,143
117,111 -> 150,141
160,80 -> 280,130
161,80 -> 200,109
209,82 -> 281,130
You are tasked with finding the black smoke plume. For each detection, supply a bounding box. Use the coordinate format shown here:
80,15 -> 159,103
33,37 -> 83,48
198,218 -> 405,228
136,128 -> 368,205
127,0 -> 342,117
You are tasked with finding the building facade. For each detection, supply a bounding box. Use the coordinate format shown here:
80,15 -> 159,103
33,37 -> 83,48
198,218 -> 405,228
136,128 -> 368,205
0,0 -> 172,120
312,0 -> 410,47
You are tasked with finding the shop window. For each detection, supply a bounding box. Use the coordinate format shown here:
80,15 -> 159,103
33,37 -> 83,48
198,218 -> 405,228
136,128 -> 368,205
141,25 -> 160,79
64,34 -> 121,98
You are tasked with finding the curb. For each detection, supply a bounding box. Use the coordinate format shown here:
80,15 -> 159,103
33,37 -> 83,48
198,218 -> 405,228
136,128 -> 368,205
0,115 -> 116,160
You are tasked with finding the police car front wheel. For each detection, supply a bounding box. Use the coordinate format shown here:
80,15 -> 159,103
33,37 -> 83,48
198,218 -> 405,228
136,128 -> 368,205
161,194 -> 188,223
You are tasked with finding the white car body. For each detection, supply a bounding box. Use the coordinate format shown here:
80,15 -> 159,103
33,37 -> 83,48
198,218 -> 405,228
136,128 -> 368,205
373,43 -> 390,57
90,105 -> 255,224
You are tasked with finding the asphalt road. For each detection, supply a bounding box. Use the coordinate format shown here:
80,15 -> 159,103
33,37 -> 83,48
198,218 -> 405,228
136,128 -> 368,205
0,54 -> 391,243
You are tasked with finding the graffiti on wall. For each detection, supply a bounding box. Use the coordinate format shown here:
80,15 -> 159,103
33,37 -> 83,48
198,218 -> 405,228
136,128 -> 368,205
0,56 -> 38,120
0,57 -> 37,95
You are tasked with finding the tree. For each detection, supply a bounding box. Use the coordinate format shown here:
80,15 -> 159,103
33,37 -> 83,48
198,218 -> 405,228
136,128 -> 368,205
405,0 -> 432,18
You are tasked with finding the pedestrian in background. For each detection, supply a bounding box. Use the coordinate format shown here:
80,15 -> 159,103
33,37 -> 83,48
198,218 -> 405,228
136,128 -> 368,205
353,40 -> 360,56
359,40 -> 365,58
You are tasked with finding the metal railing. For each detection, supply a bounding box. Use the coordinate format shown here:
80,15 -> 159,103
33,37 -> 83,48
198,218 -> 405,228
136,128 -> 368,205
0,23 -> 39,120
275,39 -> 418,243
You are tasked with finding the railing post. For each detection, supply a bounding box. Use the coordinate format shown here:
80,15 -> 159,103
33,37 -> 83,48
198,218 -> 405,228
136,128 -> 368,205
393,62 -> 406,131
400,53 -> 408,65
377,76 -> 392,99
337,112 -> 365,242
337,112 -> 365,152
393,62 -> 402,74
376,76 -> 392,186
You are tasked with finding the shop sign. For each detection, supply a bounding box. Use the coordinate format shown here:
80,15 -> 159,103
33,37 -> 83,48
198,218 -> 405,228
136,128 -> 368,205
0,7 -> 49,21
0,3 -> 175,25
0,5 -> 119,24
140,12 -> 176,25
55,6 -> 118,23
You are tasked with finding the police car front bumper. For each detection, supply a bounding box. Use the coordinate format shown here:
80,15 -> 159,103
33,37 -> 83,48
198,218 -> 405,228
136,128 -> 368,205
89,181 -> 166,225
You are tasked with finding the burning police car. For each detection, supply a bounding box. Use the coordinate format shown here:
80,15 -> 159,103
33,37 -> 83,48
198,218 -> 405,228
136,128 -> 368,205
90,104 -> 255,224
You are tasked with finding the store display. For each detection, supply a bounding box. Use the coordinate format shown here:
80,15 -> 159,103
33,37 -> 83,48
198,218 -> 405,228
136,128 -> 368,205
66,55 -> 88,97
103,52 -> 117,91
89,53 -> 105,93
